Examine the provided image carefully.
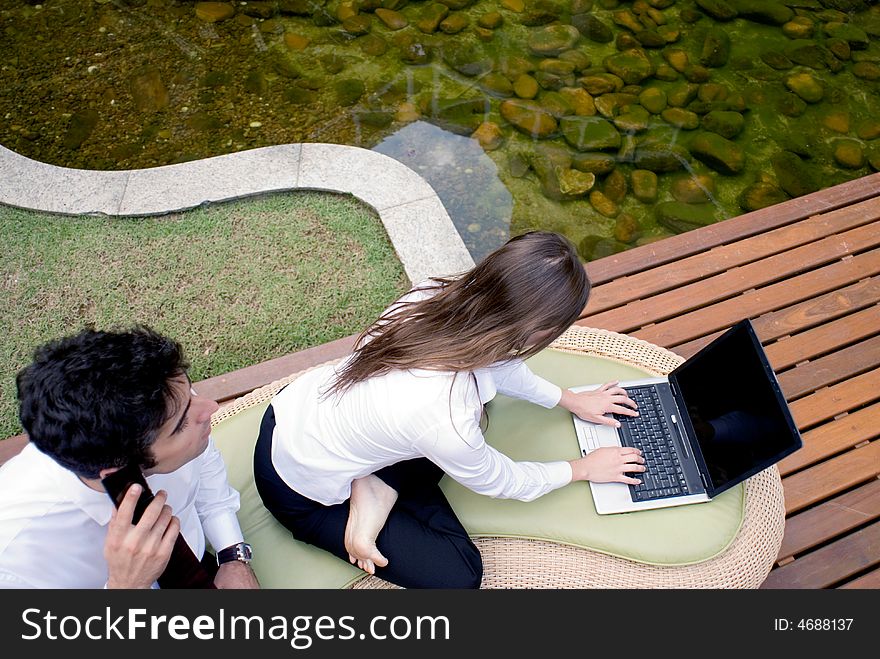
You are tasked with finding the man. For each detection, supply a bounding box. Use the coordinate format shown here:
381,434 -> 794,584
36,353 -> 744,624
0,326 -> 259,589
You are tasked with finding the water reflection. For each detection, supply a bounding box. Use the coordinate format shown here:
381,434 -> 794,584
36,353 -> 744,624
373,120 -> 511,261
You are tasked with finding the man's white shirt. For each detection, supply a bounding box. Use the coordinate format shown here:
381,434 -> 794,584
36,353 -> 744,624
0,439 -> 244,588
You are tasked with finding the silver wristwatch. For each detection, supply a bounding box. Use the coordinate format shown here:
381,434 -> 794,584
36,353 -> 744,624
217,542 -> 253,566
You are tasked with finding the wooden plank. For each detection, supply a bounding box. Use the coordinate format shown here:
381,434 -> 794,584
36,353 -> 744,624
628,248 -> 880,347
778,480 -> 880,561
779,404 -> 880,475
781,440 -> 880,514
762,520 -> 880,589
788,368 -> 880,430
763,306 -> 880,371
776,334 -> 880,400
584,197 -> 880,315
584,172 -> 880,286
582,223 -> 880,334
672,277 -> 880,358
194,334 -> 357,403
838,567 -> 880,589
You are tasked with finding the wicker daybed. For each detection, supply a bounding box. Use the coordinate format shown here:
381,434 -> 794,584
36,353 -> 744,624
211,326 -> 786,589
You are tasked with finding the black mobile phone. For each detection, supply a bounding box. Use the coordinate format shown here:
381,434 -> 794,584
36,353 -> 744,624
101,463 -> 155,525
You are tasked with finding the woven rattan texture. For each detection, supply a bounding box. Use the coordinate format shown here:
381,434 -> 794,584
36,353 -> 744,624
211,326 -> 785,589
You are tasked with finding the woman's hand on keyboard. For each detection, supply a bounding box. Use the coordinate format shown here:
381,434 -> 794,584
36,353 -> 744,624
559,382 -> 639,427
570,447 -> 646,484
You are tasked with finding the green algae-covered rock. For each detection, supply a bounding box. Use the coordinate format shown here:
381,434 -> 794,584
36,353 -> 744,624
480,72 -> 514,97
578,235 -> 628,261
671,173 -> 716,203
667,82 -> 700,107
784,71 -> 824,103
513,74 -> 540,99
782,16 -> 815,40
689,132 -> 745,174
761,50 -> 794,70
589,190 -> 620,217
614,213 -> 642,243
853,62 -> 880,80
558,168 -> 596,196
771,151 -> 821,197
539,91 -> 575,118
701,110 -> 745,138
632,141 -> 690,172
500,99 -> 559,137
579,73 -> 625,95
639,87 -> 667,114
443,40 -> 493,76
785,40 -> 830,69
833,139 -> 865,169
335,78 -> 365,106
572,13 -> 614,43
655,201 -> 720,233
824,22 -> 869,50
603,49 -> 654,84
700,28 -> 731,68
738,181 -> 790,211
614,105 -> 651,132
631,169 -> 658,202
561,116 -> 622,150
695,0 -> 738,21
529,145 -> 573,200
777,92 -> 807,117
603,169 -> 628,204
528,25 -> 581,56
418,3 -> 450,33
560,87 -> 597,116
430,97 -> 488,134
661,107 -> 700,129
571,152 -> 617,174
728,0 -> 792,25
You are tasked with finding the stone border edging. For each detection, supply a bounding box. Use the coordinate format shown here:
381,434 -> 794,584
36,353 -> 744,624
0,143 -> 475,284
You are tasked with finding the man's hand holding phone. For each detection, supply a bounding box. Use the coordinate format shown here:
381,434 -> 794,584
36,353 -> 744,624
104,484 -> 180,589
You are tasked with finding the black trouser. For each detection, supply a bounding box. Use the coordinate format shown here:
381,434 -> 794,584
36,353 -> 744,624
253,404 -> 483,589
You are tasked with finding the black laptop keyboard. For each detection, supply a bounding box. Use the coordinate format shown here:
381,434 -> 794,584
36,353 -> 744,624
613,386 -> 690,502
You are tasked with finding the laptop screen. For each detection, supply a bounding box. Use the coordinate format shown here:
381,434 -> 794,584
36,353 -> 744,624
670,320 -> 802,497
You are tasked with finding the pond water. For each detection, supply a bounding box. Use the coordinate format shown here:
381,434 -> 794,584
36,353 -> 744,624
3,0 -> 880,261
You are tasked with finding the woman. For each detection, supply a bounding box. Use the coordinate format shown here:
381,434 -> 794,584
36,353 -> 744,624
254,231 -> 644,588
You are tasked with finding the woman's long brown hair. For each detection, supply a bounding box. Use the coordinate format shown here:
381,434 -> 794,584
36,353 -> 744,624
327,231 -> 591,396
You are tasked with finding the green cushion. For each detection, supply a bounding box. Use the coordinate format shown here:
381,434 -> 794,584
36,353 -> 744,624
440,348 -> 745,566
212,348 -> 744,588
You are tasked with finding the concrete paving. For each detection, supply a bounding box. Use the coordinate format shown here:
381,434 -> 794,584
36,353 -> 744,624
0,143 -> 475,284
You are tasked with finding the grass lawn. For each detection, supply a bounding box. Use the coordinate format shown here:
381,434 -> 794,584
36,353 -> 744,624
0,191 -> 409,439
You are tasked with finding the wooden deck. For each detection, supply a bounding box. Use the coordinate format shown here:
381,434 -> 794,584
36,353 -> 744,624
577,172 -> 880,589
2,173 -> 879,588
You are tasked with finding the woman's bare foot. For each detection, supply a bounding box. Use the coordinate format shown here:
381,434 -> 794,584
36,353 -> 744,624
344,475 -> 398,575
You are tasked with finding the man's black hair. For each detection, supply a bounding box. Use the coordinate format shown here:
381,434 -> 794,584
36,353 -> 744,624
16,326 -> 190,479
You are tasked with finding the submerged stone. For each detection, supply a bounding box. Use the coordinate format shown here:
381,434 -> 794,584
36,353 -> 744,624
701,110 -> 744,138
589,190 -> 620,217
443,41 -> 493,76
558,168 -> 596,196
579,73 -> 625,95
571,152 -> 617,174
528,25 -> 581,56
614,213 -> 642,243
513,74 -> 540,99
771,150 -> 821,197
561,116 -> 622,150
671,173 -> 716,203
661,107 -> 700,129
578,235 -> 627,261
603,49 -> 654,84
560,87 -> 596,116
63,109 -> 99,149
500,99 -> 558,137
195,2 -> 235,22
655,201 -> 720,233
695,0 -> 738,21
631,169 -> 658,202
738,181 -> 789,211
572,14 -> 614,43
471,121 -> 505,150
130,66 -> 169,112
728,0 -> 793,25
335,79 -> 365,106
700,28 -> 730,68
833,140 -> 865,169
689,132 -> 745,174
603,169 -> 628,203
632,141 -> 690,172
784,71 -> 824,103
639,87 -> 667,113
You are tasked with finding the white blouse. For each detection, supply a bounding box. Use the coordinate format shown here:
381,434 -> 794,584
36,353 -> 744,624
270,286 -> 573,506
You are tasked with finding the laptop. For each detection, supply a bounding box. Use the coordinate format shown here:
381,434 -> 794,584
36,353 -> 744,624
570,319 -> 802,514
